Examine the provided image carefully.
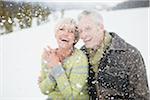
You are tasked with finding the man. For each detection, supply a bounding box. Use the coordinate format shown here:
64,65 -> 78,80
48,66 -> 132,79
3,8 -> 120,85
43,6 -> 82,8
78,10 -> 149,100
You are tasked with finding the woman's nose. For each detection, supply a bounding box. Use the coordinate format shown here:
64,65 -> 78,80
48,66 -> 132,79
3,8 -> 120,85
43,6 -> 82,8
60,30 -> 68,35
63,31 -> 69,36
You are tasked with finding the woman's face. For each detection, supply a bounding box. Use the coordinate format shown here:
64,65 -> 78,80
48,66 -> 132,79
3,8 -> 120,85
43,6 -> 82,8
55,24 -> 75,49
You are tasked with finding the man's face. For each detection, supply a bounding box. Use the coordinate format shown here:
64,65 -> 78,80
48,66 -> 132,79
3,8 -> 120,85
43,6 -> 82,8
78,16 -> 104,49
55,24 -> 75,49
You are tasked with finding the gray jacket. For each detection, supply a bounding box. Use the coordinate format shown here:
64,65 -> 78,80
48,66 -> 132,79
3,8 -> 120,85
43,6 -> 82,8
81,32 -> 149,100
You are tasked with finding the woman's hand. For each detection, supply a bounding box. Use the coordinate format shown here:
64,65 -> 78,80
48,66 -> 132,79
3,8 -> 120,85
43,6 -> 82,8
42,46 -> 61,69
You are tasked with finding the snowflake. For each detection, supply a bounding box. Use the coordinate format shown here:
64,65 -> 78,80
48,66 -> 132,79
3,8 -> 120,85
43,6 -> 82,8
8,18 -> 12,24
76,83 -> 82,88
110,96 -> 114,100
92,80 -> 96,84
45,90 -> 49,94
80,92 -> 83,95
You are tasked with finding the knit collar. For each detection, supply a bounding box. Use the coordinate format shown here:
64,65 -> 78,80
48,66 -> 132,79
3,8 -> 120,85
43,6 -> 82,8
109,32 -> 127,51
87,31 -> 112,72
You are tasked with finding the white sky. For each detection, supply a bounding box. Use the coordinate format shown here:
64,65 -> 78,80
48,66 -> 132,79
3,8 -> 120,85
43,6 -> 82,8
10,0 -> 128,7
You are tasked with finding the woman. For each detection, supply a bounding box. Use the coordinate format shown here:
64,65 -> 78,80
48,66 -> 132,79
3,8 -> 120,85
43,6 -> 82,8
38,18 -> 89,100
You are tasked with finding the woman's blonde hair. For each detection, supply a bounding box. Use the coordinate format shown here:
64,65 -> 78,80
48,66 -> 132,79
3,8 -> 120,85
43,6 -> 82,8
55,18 -> 79,45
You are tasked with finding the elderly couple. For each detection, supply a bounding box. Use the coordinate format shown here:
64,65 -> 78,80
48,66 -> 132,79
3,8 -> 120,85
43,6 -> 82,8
38,10 -> 149,100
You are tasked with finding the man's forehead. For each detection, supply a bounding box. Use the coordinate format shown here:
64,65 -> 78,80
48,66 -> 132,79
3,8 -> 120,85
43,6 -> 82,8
79,16 -> 94,24
80,16 -> 92,22
79,20 -> 94,29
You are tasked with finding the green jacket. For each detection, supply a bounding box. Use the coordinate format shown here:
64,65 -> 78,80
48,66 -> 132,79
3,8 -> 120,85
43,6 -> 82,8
39,49 -> 89,100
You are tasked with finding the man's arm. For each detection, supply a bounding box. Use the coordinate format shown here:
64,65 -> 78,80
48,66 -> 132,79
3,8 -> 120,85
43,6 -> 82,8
128,50 -> 149,99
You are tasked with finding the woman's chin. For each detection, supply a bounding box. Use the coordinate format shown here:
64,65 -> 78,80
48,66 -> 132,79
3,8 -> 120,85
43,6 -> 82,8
59,45 -> 68,49
59,45 -> 72,50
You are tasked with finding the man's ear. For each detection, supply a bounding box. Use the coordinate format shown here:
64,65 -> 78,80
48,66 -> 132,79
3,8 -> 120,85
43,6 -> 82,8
97,24 -> 104,32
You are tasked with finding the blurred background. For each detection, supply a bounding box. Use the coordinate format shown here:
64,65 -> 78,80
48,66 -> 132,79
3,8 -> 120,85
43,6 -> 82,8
0,0 -> 149,100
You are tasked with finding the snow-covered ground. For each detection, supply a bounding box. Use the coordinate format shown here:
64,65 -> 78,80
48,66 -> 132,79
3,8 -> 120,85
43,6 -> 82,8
0,8 -> 149,100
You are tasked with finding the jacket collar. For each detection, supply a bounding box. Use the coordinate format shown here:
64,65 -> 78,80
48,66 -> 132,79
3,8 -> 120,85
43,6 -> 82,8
109,32 -> 127,51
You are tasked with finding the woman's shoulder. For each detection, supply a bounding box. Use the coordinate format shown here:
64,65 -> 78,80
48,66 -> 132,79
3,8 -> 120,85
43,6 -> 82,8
74,48 -> 87,58
71,49 -> 88,64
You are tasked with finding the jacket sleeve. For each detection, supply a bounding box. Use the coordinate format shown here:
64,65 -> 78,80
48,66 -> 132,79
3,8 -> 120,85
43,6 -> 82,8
47,91 -> 63,100
49,51 -> 88,99
69,52 -> 88,98
38,60 -> 56,95
128,50 -> 149,99
49,64 -> 71,97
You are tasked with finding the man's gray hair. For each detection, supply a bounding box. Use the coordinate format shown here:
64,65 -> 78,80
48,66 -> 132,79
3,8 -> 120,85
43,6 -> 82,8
78,10 -> 104,26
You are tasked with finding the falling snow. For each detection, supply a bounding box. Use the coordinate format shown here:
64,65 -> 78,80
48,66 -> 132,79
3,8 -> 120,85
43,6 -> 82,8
0,5 -> 149,100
